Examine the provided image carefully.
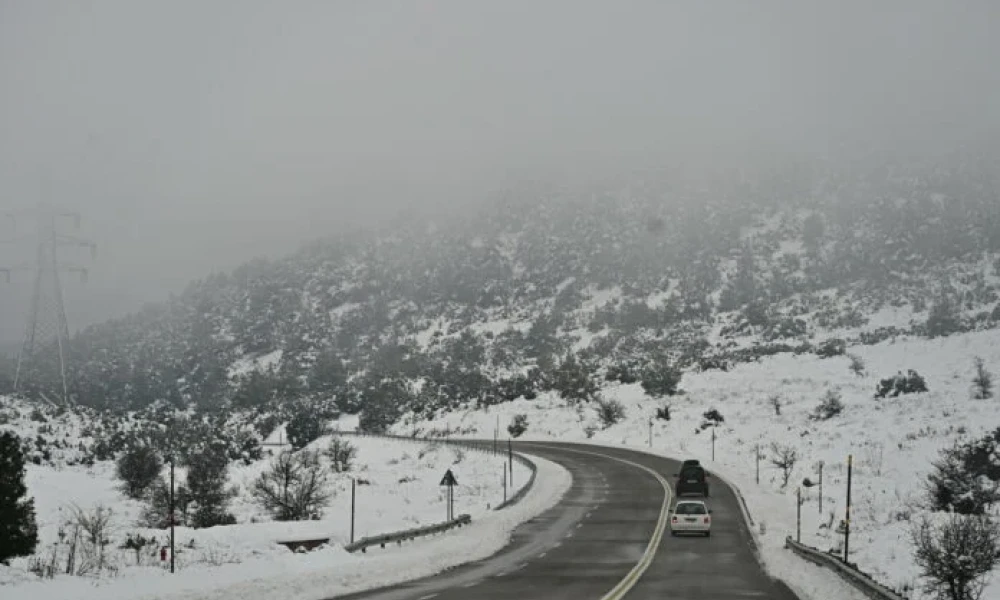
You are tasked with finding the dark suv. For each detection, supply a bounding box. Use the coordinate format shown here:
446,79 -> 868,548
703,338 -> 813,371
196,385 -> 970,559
674,464 -> 710,497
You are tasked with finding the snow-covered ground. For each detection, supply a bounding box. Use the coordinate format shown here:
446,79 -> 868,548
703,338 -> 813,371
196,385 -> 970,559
0,427 -> 567,600
399,329 -> 1000,599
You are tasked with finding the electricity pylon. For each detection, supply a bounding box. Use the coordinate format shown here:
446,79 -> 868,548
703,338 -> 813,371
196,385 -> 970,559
1,204 -> 96,405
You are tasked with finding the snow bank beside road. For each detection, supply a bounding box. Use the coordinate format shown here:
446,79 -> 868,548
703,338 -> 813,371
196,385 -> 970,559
0,430 -> 551,600
401,330 -> 1000,599
0,452 -> 569,600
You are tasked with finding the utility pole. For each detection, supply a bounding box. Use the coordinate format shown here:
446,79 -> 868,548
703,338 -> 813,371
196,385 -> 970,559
350,478 -> 356,544
169,457 -> 176,574
711,427 -> 716,461
1,204 -> 95,405
648,420 -> 653,447
844,454 -> 852,563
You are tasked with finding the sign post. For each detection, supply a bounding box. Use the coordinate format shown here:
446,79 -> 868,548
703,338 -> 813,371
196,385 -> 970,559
169,457 -> 175,574
440,469 -> 458,521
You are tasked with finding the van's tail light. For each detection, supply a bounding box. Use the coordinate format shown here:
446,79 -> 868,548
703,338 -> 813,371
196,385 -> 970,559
704,516 -> 710,524
671,516 -> 677,523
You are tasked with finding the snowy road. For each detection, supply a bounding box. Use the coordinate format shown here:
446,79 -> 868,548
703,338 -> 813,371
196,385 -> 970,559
336,441 -> 800,600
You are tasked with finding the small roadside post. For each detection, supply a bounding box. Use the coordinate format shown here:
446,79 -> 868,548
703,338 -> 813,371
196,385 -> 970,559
755,444 -> 761,484
796,486 -> 802,542
844,454 -> 853,563
508,438 -> 513,487
503,468 -> 507,503
440,468 -> 458,521
350,478 -> 356,544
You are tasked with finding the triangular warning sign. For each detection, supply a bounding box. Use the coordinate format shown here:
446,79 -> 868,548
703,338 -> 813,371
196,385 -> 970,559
439,469 -> 458,486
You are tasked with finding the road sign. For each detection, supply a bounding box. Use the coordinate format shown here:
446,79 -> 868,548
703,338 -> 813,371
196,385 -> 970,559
440,469 -> 458,486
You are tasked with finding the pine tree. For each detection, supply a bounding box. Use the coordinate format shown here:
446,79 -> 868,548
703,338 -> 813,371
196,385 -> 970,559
186,445 -> 235,528
926,290 -> 962,338
286,409 -> 324,450
972,357 -> 993,400
307,348 -> 347,399
358,377 -> 407,433
116,446 -> 163,499
0,431 -> 38,564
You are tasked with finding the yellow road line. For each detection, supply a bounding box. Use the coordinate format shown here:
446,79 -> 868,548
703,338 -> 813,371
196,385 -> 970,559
519,443 -> 673,600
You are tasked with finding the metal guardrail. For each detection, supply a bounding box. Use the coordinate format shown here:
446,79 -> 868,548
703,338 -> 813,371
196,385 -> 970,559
785,537 -> 909,600
276,430 -> 538,553
494,454 -> 536,511
344,514 -> 472,553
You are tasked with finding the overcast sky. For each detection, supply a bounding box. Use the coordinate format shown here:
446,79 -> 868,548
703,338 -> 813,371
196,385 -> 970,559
1,0 -> 998,341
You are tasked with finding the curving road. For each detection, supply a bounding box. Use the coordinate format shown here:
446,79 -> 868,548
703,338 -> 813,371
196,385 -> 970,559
334,441 -> 800,600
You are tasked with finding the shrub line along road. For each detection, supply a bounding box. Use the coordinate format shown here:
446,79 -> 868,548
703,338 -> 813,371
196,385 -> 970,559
333,441 -> 801,600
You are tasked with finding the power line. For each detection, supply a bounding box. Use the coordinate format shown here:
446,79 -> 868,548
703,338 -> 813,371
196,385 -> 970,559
1,204 -> 96,405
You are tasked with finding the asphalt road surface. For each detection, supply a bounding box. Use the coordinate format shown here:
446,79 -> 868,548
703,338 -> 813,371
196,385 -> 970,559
334,441 -> 801,600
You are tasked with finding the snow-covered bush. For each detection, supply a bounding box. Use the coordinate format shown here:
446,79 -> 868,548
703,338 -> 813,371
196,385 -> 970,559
815,338 -> 847,359
595,396 -> 626,429
507,414 -> 528,438
876,370 -> 929,398
641,362 -> 682,398
911,513 -> 1000,600
848,354 -> 867,377
811,390 -> 844,420
926,428 -> 1000,515
971,357 -> 993,400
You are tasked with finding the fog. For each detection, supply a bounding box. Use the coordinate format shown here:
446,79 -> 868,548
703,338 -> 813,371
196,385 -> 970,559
1,0 -> 998,342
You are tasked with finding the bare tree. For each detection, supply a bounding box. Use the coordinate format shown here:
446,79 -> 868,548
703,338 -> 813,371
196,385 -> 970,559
252,450 -> 331,521
911,513 -> 1000,600
864,441 -> 885,477
769,394 -> 782,416
972,357 -> 993,400
769,443 -> 798,488
67,504 -> 115,575
326,437 -> 357,473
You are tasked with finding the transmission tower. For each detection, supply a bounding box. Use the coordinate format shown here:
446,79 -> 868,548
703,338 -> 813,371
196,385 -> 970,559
1,204 -> 96,405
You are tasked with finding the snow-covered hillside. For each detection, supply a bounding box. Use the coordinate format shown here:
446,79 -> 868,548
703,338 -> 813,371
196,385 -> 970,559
398,329 -> 1000,599
0,414 -> 567,600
